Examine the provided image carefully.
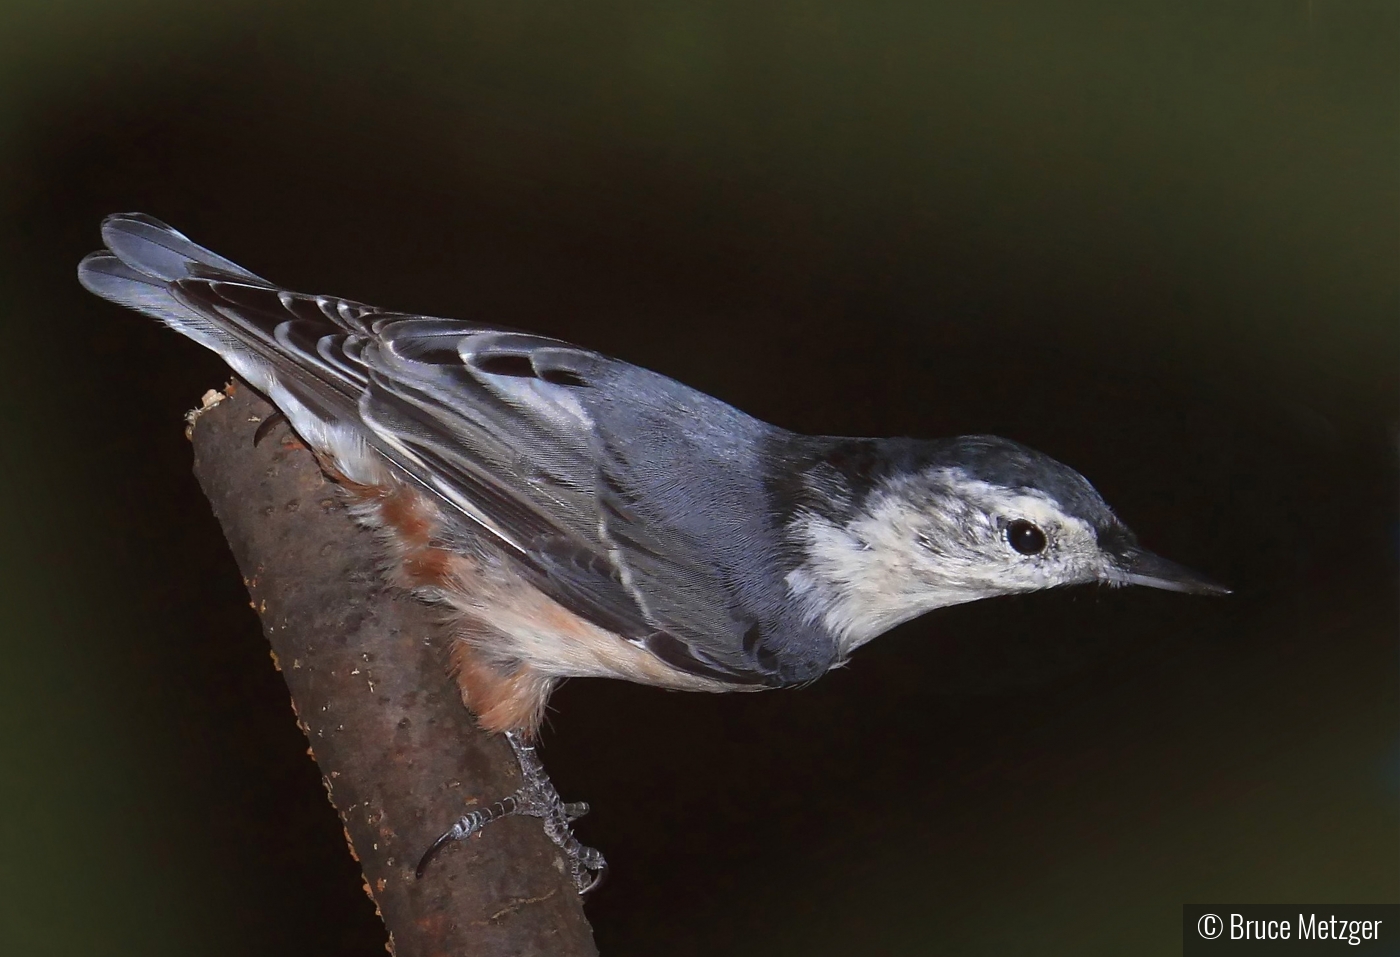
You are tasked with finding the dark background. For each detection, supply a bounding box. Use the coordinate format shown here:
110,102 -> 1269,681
0,2 -> 1395,954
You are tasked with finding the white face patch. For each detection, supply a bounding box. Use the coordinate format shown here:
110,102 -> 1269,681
788,468 -> 1116,654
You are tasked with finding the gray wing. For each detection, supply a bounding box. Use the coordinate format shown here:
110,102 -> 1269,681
357,317 -> 798,685
79,214 -> 794,685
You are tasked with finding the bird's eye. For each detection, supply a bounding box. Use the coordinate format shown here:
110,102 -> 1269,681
1006,520 -> 1047,555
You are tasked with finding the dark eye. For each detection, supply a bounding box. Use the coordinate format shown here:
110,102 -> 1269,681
1006,519 -> 1047,555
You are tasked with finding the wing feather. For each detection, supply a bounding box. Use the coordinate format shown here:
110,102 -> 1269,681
81,213 -> 803,685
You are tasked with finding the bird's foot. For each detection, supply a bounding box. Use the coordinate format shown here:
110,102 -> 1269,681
416,731 -> 607,894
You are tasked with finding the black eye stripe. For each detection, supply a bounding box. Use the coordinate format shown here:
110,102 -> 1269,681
1006,519 -> 1047,555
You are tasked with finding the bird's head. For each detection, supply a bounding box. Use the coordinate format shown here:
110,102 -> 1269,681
787,435 -> 1228,652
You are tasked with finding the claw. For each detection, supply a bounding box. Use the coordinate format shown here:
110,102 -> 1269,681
252,410 -> 287,446
416,821 -> 467,878
415,796 -> 520,878
576,858 -> 607,895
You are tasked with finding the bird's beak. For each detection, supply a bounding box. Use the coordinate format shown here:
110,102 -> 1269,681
1110,546 -> 1232,596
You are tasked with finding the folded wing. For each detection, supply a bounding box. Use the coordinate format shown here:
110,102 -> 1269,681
80,214 -> 792,686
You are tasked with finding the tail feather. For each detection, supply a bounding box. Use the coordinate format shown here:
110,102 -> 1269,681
78,249 -> 241,356
100,212 -> 268,283
79,213 -> 386,486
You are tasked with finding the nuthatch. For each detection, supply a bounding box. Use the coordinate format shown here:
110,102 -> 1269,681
80,213 -> 1228,893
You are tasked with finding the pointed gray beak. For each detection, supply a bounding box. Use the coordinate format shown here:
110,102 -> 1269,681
1112,546 -> 1232,596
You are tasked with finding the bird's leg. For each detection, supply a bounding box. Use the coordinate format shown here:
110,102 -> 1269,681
416,731 -> 607,894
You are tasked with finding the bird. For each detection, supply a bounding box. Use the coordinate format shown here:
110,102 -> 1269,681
79,212 -> 1228,893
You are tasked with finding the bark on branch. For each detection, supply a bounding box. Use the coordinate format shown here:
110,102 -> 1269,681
189,382 -> 598,957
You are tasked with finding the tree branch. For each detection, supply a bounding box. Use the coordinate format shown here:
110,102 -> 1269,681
189,382 -> 598,957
